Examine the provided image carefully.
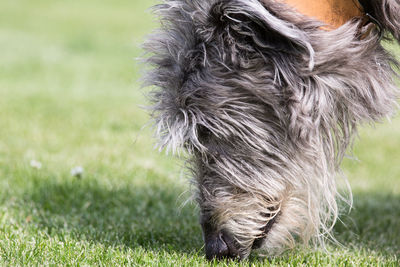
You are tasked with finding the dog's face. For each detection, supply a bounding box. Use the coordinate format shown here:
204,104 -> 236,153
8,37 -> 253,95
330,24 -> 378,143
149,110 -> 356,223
192,115 -> 318,260
193,125 -> 287,260
198,180 -> 281,260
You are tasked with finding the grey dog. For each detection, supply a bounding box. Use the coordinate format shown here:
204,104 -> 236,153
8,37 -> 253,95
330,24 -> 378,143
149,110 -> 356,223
144,0 -> 400,260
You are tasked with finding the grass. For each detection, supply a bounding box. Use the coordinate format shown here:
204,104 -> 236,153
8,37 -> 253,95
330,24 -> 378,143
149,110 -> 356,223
0,0 -> 399,265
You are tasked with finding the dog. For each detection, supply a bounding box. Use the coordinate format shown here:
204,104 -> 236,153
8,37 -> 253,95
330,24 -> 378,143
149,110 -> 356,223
144,0 -> 400,260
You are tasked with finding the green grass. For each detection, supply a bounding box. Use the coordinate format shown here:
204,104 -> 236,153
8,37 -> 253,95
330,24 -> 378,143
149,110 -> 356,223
0,0 -> 399,265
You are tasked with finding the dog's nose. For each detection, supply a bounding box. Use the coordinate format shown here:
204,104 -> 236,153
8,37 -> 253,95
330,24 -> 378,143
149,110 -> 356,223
205,232 -> 235,260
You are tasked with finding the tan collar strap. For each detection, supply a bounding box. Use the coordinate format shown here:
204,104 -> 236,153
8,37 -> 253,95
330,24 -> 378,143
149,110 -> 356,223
280,0 -> 365,29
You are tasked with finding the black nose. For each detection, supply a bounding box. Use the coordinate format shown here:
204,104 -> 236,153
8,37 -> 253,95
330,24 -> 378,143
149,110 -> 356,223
205,232 -> 237,260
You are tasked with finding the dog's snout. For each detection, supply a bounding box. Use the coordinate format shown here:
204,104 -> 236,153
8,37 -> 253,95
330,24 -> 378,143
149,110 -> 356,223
205,232 -> 230,260
205,232 -> 239,260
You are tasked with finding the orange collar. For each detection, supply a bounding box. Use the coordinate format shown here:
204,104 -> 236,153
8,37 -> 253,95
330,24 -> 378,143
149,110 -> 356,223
279,0 -> 364,29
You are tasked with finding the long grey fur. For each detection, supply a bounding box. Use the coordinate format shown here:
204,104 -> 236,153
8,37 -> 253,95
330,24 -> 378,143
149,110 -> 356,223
144,0 -> 400,259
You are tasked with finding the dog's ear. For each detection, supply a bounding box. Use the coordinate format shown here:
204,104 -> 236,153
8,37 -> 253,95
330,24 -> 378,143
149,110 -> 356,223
204,0 -> 315,69
359,0 -> 400,43
144,1 -> 211,155
144,0 -> 315,155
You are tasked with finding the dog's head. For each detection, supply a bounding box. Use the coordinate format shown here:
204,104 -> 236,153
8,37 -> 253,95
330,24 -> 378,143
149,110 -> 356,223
192,113 -> 332,260
145,0 -> 399,260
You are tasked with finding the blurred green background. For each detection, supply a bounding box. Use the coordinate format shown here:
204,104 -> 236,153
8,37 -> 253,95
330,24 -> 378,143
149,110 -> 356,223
0,0 -> 399,265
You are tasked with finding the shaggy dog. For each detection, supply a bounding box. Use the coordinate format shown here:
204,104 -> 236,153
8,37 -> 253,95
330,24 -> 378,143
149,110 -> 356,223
144,0 -> 400,260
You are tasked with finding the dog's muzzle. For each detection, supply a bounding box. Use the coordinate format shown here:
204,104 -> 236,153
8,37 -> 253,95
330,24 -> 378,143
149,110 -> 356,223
202,219 -> 241,260
202,212 -> 280,260
204,231 -> 240,260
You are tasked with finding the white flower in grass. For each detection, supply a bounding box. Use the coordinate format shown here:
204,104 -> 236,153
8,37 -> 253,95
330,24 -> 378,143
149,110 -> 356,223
30,160 -> 42,169
71,166 -> 84,178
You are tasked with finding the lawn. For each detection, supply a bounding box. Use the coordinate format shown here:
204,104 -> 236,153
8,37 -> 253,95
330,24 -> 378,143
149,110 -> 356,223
0,0 -> 399,266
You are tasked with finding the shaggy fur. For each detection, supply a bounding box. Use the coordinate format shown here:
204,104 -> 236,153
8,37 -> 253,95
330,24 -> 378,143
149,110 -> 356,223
144,0 -> 400,260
